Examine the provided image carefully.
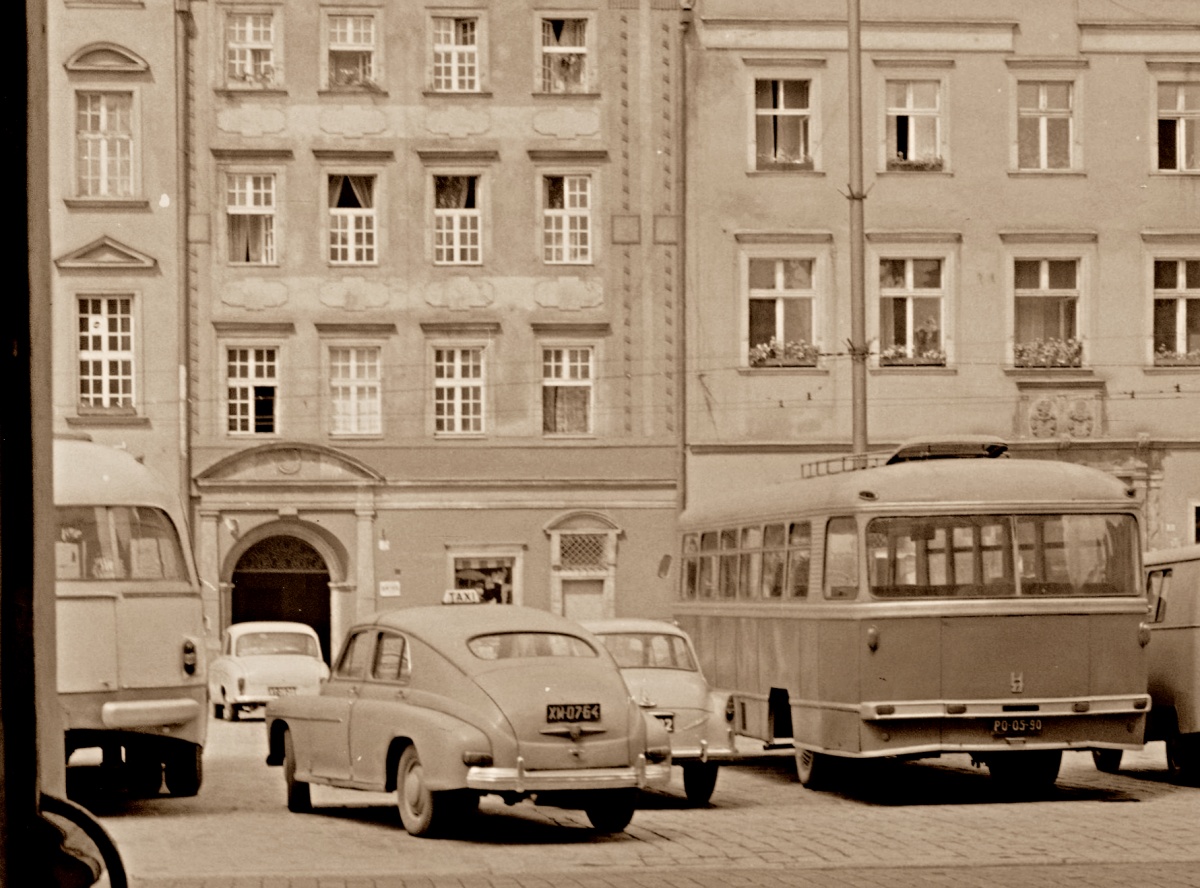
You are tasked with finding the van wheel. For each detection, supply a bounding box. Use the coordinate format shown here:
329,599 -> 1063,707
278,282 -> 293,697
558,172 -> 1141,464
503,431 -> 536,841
1092,749 -> 1123,774
164,743 -> 203,797
583,788 -> 638,833
283,729 -> 311,813
795,748 -> 836,790
1166,731 -> 1200,784
681,761 -> 719,805
987,750 -> 1061,797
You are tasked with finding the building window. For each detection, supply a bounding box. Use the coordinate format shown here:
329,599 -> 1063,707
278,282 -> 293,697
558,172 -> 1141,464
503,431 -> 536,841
542,347 -> 593,435
1153,259 -> 1200,365
879,258 -> 945,365
434,347 -> 483,434
747,258 -> 818,367
1017,81 -> 1072,170
328,175 -> 376,265
227,346 -> 278,434
225,12 -> 277,87
1013,259 -> 1081,367
226,173 -> 276,264
328,14 -> 377,89
1157,83 -> 1200,172
432,16 -> 478,92
76,92 -> 133,198
540,18 -> 587,94
542,175 -> 591,264
78,296 -> 133,410
434,176 -> 481,265
886,80 -> 942,171
452,556 -> 514,604
755,79 -> 812,170
329,346 -> 381,434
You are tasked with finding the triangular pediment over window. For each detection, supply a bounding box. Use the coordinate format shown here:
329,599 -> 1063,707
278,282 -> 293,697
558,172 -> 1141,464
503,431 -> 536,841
196,443 -> 385,486
65,42 -> 149,74
55,236 -> 158,271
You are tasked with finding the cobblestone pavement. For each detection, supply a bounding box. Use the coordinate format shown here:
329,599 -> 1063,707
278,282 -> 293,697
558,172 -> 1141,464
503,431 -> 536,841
81,717 -> 1200,888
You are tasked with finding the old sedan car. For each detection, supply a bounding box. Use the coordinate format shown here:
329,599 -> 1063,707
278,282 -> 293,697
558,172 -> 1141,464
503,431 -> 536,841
209,621 -> 328,721
582,618 -> 737,805
265,605 -> 672,836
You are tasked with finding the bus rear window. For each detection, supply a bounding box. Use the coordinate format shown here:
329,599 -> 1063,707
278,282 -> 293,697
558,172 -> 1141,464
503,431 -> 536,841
866,514 -> 1138,599
56,506 -> 188,581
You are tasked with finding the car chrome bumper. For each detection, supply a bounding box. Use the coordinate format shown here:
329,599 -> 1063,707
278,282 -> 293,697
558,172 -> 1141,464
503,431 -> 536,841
466,754 -> 672,793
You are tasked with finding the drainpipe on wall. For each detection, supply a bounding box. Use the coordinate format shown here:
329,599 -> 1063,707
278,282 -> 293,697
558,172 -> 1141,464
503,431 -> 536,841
677,1 -> 691,514
175,0 -> 194,530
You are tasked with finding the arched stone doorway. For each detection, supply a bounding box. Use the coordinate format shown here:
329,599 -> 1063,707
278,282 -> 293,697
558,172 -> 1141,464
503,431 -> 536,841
230,536 -> 332,664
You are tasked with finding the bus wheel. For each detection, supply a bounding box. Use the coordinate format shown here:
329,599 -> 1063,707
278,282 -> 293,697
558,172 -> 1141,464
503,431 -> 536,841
1092,749 -> 1123,774
987,750 -> 1061,796
126,753 -> 163,797
164,744 -> 203,797
681,761 -> 719,805
795,748 -> 835,790
1166,731 -> 1200,784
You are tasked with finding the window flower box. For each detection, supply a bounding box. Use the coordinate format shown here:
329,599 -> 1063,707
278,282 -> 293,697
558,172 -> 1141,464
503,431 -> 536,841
879,345 -> 946,366
1013,338 -> 1082,369
749,337 -> 819,368
885,157 -> 944,172
1154,347 -> 1200,367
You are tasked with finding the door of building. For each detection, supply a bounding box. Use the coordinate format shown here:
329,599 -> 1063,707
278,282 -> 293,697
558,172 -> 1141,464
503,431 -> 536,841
230,536 -> 332,664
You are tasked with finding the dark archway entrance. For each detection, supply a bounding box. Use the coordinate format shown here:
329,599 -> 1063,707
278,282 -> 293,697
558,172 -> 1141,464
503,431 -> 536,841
231,536 -> 332,664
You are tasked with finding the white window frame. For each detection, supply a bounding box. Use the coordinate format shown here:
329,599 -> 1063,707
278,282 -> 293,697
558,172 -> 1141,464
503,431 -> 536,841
1014,78 -> 1078,171
537,14 -> 594,95
1008,256 -> 1086,368
225,171 -> 277,265
753,78 -> 813,170
1156,81 -> 1200,173
225,344 -> 281,435
542,173 -> 592,265
433,174 -> 483,266
327,344 -> 382,436
1152,257 -> 1200,364
430,13 -> 482,93
741,246 -> 826,369
77,293 -> 136,412
327,172 -> 379,266
74,90 -> 137,199
882,77 -> 946,172
541,344 -> 594,436
324,11 -> 380,90
224,9 -> 280,88
746,65 -> 823,173
431,344 -> 485,436
873,255 -> 949,367
445,544 -> 525,606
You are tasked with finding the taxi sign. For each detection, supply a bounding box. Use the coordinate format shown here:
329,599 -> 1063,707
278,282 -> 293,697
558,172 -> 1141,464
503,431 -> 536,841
443,588 -> 482,604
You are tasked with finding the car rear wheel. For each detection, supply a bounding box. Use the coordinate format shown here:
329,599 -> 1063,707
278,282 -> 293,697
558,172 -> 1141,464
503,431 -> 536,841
582,788 -> 638,833
1092,749 -> 1123,774
283,729 -> 311,813
681,761 -> 719,805
163,743 -> 203,797
396,745 -> 455,837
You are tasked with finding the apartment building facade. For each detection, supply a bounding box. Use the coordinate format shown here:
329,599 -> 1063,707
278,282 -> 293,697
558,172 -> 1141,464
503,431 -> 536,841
682,0 -> 1200,549
186,0 -> 683,657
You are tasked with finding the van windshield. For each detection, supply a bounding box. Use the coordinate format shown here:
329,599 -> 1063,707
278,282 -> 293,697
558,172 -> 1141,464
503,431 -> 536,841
56,506 -> 188,581
867,513 -> 1138,599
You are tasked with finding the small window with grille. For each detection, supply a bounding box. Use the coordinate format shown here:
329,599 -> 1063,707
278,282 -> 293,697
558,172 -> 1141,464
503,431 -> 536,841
560,533 -> 606,570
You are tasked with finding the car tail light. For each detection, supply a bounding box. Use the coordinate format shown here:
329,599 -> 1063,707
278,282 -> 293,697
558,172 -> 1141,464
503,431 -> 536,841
182,640 -> 198,676
462,751 -> 493,767
645,744 -> 671,764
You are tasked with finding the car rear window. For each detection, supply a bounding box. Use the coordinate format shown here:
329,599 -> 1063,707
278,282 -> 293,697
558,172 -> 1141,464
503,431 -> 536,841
467,632 -> 597,660
236,632 -> 319,658
598,633 -> 697,670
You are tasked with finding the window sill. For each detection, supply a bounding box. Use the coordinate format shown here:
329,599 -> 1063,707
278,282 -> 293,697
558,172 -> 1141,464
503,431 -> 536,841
424,90 -> 493,99
318,88 -> 390,98
531,91 -> 601,99
214,87 -> 288,98
64,198 -> 150,210
66,413 -> 149,428
1007,170 -> 1086,178
871,366 -> 957,376
746,169 -> 825,178
542,434 -> 597,441
227,262 -> 281,269
1144,364 -> 1200,373
434,433 -> 488,440
738,366 -> 830,376
1004,367 -> 1093,377
1150,170 -> 1200,177
877,169 -> 953,177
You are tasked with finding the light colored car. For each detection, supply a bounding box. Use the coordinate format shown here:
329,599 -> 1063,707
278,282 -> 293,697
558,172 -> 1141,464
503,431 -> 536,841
265,605 -> 672,836
582,618 -> 737,805
209,621 -> 328,721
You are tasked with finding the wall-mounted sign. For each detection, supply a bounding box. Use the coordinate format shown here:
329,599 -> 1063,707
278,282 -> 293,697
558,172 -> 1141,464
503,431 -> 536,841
379,579 -> 401,598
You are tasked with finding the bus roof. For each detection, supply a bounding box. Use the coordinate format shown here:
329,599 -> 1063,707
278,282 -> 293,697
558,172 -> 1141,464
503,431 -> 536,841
680,456 -> 1136,528
52,437 -> 180,511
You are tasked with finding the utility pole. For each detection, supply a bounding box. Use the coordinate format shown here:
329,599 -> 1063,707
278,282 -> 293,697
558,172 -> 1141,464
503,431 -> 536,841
847,0 -> 869,456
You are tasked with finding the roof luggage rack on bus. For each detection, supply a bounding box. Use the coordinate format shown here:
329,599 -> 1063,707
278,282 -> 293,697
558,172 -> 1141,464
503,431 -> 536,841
798,436 -> 1009,479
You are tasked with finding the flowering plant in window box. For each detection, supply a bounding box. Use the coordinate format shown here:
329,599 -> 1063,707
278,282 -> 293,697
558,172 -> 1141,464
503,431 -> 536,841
231,66 -> 278,87
885,157 -> 944,172
1154,346 -> 1200,366
1013,337 -> 1082,368
749,337 -> 820,368
879,344 -> 946,366
756,152 -> 815,171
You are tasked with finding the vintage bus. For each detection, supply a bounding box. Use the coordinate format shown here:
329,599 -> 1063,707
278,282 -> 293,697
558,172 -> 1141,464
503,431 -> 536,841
675,437 -> 1150,792
54,436 -> 206,796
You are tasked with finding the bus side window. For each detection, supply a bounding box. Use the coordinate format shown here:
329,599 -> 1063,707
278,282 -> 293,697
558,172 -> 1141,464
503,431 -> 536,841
824,517 -> 859,600
681,533 -> 700,599
787,521 -> 811,599
1147,568 -> 1171,623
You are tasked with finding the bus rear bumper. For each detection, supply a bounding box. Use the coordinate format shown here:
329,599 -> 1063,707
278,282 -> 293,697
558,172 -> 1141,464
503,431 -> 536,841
858,694 -> 1151,721
101,698 -> 204,729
